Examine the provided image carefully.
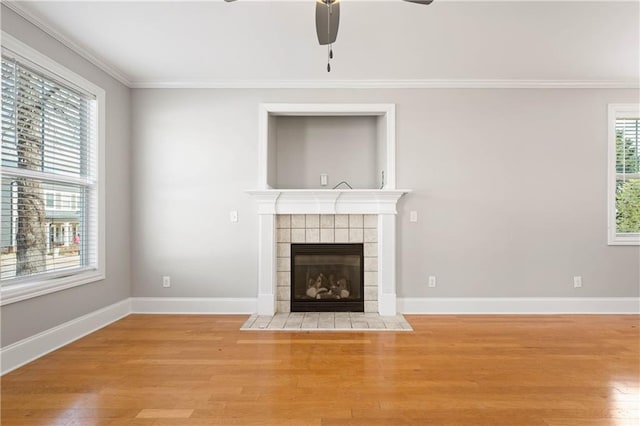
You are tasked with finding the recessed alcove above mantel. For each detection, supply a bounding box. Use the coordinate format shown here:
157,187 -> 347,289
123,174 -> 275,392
257,103 -> 398,190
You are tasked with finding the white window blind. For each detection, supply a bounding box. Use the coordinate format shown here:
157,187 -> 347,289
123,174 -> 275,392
616,118 -> 640,176
608,104 -> 640,245
1,53 -> 98,284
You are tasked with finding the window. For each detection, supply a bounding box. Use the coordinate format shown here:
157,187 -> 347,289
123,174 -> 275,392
608,104 -> 640,245
45,192 -> 53,208
0,33 -> 104,304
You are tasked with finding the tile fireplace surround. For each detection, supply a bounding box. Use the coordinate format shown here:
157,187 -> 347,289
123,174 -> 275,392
276,213 -> 377,313
247,189 -> 408,316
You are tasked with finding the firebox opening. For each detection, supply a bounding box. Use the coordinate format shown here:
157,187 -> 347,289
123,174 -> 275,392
290,243 -> 364,312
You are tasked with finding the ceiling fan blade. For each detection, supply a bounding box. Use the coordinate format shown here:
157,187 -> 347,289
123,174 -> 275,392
403,0 -> 434,4
315,1 -> 340,45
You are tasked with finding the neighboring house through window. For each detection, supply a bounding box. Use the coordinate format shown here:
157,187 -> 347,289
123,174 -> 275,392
0,33 -> 105,304
608,104 -> 640,245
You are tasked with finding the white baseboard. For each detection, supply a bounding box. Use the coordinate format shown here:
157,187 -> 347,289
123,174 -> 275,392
398,297 -> 640,314
3,296 -> 636,375
0,298 -> 131,375
130,297 -> 257,314
1,297 -> 256,375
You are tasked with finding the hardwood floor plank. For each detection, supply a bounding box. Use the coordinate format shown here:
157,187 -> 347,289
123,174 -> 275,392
1,314 -> 638,425
236,338 -> 371,344
543,419 -> 640,426
135,409 -> 194,418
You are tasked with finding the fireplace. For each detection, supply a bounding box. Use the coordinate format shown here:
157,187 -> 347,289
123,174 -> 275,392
247,103 -> 409,315
290,243 -> 364,312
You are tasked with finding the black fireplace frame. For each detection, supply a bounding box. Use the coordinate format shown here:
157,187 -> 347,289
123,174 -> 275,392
290,243 -> 364,312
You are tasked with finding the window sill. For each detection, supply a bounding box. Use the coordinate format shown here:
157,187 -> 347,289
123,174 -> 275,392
608,233 -> 640,246
0,269 -> 105,306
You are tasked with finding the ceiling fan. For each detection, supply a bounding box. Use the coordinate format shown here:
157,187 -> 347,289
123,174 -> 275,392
224,0 -> 434,72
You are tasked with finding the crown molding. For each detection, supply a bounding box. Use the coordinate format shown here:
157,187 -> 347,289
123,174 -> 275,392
2,0 -> 132,87
4,1 -> 637,90
130,79 -> 640,89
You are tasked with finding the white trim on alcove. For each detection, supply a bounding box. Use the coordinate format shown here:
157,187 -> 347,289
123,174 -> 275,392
258,103 -> 397,190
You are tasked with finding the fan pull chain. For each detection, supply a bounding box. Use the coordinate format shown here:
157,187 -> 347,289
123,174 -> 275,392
327,1 -> 332,72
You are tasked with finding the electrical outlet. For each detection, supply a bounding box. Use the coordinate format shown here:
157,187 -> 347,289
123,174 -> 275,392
162,276 -> 171,288
428,276 -> 436,288
573,276 -> 582,288
320,173 -> 328,186
230,210 -> 238,222
410,211 -> 418,223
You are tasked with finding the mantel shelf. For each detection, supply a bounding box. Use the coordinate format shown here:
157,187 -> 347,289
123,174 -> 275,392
246,189 -> 411,215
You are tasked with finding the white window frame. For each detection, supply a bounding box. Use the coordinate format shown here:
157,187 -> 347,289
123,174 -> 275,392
0,33 -> 105,305
608,103 -> 640,245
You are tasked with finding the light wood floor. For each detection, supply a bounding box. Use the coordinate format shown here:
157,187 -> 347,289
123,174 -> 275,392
1,314 -> 638,425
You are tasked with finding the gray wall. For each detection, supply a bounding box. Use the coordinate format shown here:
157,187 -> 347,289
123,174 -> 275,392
1,6 -> 131,347
131,88 -> 639,300
1,1 -> 637,352
275,116 -> 379,189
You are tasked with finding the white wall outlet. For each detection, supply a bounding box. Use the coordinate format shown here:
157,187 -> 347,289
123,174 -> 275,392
428,275 -> 437,288
162,276 -> 171,288
320,173 -> 328,186
573,276 -> 582,288
230,210 -> 238,222
410,211 -> 418,223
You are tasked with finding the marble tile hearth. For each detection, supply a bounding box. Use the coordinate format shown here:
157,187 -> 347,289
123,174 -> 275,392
241,312 -> 413,331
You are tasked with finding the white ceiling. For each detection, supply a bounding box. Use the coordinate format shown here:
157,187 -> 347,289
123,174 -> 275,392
6,0 -> 640,87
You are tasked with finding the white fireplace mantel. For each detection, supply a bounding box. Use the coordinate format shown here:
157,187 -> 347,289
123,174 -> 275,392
247,189 -> 410,316
246,189 -> 410,215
